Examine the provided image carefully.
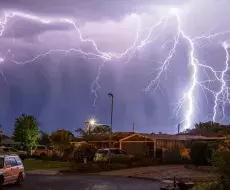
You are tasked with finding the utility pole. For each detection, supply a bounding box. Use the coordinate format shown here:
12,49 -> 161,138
132,123 -> 135,133
178,123 -> 180,134
108,93 -> 114,165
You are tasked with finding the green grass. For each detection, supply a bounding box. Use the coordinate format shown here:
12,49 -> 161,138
23,159 -> 72,171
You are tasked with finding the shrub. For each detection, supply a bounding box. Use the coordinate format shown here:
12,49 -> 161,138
190,141 -> 209,165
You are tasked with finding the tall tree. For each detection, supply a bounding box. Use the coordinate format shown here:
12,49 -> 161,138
13,114 -> 39,151
75,124 -> 111,138
38,131 -> 51,145
93,125 -> 111,134
50,129 -> 74,152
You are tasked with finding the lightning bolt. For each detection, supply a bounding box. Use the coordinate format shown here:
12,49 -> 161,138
213,42 -> 230,122
1,8 -> 230,131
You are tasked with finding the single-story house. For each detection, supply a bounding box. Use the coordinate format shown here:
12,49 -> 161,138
72,132 -> 156,157
71,132 -> 226,158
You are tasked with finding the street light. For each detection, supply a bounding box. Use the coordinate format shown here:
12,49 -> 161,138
108,93 -> 114,164
85,119 -> 96,133
89,119 -> 96,126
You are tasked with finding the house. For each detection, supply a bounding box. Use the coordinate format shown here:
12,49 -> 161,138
143,133 -> 226,150
2,135 -> 20,147
71,132 -> 226,158
72,132 -> 156,157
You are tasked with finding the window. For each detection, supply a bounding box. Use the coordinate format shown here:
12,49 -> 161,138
111,149 -> 121,154
5,158 -> 11,166
96,150 -> 108,154
9,157 -> 18,167
15,157 -> 22,165
37,146 -> 46,150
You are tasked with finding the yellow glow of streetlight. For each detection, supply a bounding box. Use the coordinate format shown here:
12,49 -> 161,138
89,119 -> 96,125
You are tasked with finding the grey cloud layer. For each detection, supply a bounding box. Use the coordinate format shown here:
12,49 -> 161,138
1,0 -> 187,20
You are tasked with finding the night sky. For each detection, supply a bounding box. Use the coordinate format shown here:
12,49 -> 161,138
0,0 -> 230,135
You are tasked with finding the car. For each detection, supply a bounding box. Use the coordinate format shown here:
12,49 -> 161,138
0,147 -> 27,160
0,154 -> 25,189
31,145 -> 59,157
93,148 -> 134,163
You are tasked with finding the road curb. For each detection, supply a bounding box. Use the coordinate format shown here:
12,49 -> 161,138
126,175 -> 160,182
26,170 -> 60,175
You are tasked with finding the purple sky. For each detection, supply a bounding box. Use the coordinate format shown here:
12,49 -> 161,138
0,0 -> 230,135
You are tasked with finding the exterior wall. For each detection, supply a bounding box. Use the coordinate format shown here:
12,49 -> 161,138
121,142 -> 154,156
156,139 -> 187,150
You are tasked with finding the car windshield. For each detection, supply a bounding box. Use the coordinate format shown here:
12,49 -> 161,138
0,158 -> 4,169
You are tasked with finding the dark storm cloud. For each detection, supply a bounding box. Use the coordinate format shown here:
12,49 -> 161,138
1,0 -> 188,20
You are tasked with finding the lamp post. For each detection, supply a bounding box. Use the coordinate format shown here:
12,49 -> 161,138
108,93 -> 114,164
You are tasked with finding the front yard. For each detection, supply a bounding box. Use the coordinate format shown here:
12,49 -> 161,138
23,159 -> 72,171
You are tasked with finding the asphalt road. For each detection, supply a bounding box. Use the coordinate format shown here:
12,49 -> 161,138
4,175 -> 161,190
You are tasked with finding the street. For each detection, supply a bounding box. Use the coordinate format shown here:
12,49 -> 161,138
5,175 -> 161,190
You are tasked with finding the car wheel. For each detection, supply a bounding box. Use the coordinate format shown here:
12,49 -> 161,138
0,175 -> 3,190
40,153 -> 46,157
15,173 -> 23,185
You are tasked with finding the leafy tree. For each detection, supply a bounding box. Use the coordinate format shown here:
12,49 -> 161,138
38,131 -> 51,145
190,141 -> 209,166
76,124 -> 111,137
50,129 -> 74,153
93,125 -> 111,134
12,114 -> 40,151
211,139 -> 230,189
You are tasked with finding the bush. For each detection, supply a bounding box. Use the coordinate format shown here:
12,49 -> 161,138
190,141 -> 209,165
210,140 -> 230,189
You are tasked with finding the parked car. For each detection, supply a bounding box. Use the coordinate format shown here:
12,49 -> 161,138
0,154 -> 25,189
93,148 -> 134,163
31,145 -> 59,157
0,147 -> 27,160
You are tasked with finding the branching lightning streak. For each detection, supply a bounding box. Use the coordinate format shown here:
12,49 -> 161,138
1,9 -> 230,130
213,43 -> 230,122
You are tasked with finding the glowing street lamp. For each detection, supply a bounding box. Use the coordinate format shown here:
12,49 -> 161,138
89,119 -> 96,126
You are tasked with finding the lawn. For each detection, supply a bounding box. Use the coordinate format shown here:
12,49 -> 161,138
23,159 -> 72,171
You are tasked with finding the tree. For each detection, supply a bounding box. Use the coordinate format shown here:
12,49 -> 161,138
93,125 -> 111,134
50,129 -> 74,153
75,124 -> 111,138
211,139 -> 230,189
12,114 -> 40,151
38,131 -> 51,145
190,141 -> 209,166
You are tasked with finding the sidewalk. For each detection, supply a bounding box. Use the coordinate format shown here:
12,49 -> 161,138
26,167 -> 70,175
96,165 -> 217,182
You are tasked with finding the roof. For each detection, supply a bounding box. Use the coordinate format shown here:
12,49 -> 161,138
74,132 -> 135,142
73,132 -> 226,142
142,133 -> 226,141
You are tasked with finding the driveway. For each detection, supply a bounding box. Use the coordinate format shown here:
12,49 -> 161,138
5,175 -> 161,190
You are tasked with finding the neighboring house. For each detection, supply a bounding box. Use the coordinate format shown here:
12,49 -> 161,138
71,132 -> 226,158
72,132 -> 156,157
143,133 -> 226,150
2,136 -> 20,147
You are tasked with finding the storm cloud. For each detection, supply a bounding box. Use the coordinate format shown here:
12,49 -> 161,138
0,0 -> 230,135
